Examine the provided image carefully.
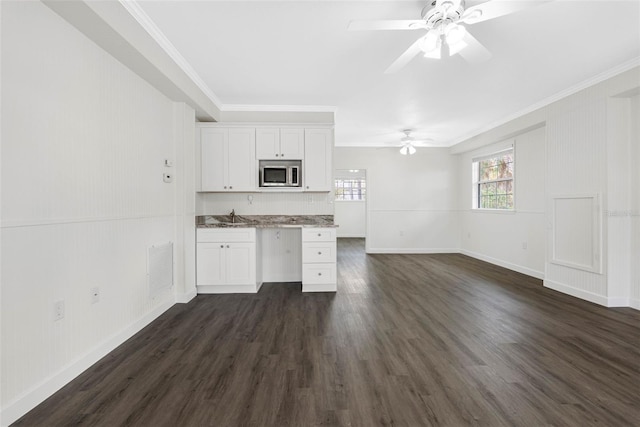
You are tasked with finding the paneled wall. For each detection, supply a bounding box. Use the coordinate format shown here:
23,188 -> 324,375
334,147 -> 459,253
197,192 -> 333,216
1,2 -> 193,424
630,94 -> 640,309
457,127 -> 546,278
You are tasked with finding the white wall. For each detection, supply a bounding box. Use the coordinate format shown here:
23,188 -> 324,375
453,66 -> 640,308
334,147 -> 459,253
196,192 -> 333,216
457,127 -> 546,278
1,2 -> 194,424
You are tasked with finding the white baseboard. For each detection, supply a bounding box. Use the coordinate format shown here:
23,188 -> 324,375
175,288 -> 197,304
0,298 -> 175,427
302,283 -> 337,292
460,250 -> 545,280
544,280 -> 609,306
366,248 -> 459,254
196,284 -> 260,294
336,234 -> 365,238
606,296 -> 631,307
630,298 -> 640,311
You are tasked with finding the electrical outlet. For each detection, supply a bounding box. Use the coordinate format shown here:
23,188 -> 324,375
54,300 -> 65,321
522,242 -> 528,250
91,287 -> 100,304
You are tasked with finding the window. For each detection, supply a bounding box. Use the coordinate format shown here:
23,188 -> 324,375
473,149 -> 514,210
335,178 -> 366,201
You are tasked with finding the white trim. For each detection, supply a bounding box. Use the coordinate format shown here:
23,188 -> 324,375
366,248 -> 459,254
606,297 -> 631,308
0,298 -> 175,427
630,298 -> 640,311
175,288 -> 197,304
196,283 -> 262,294
119,0 -> 223,107
1,214 -> 175,229
460,250 -> 544,280
449,57 -> 640,147
302,283 -> 337,292
196,122 -> 334,128
221,104 -> 337,113
544,279 -> 608,306
336,234 -> 366,238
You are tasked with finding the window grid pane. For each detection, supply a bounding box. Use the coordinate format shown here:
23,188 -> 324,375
476,150 -> 514,210
335,179 -> 366,201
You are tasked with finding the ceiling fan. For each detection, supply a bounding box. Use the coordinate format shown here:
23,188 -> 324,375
349,0 -> 547,73
398,130 -> 433,155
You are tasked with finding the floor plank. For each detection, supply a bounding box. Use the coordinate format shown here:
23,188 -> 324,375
13,238 -> 640,426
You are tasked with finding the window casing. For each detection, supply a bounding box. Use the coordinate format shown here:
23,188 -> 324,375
472,149 -> 514,210
335,178 -> 366,201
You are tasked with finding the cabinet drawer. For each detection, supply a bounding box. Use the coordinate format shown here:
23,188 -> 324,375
302,228 -> 336,242
197,228 -> 256,243
303,242 -> 336,263
302,263 -> 336,284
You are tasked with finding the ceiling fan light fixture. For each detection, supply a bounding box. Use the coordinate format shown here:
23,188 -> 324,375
444,22 -> 466,45
419,30 -> 440,53
422,37 -> 442,59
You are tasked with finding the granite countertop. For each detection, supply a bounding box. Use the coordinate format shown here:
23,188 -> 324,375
196,215 -> 337,228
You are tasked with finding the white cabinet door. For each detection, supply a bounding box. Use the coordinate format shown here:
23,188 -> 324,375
227,128 -> 256,191
226,242 -> 256,285
201,128 -> 227,191
304,128 -> 333,191
196,243 -> 225,285
256,128 -> 280,159
280,128 -> 304,159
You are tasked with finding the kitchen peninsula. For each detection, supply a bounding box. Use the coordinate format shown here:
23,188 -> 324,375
196,214 -> 337,294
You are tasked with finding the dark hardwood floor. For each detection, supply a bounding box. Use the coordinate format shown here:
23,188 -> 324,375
15,238 -> 640,426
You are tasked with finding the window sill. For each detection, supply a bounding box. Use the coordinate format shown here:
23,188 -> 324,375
471,208 -> 516,215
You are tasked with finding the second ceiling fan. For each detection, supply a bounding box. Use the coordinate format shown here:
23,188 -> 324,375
349,0 -> 546,73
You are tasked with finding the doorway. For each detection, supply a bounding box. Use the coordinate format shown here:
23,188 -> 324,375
334,169 -> 367,240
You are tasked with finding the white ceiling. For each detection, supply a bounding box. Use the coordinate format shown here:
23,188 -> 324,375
138,0 -> 640,147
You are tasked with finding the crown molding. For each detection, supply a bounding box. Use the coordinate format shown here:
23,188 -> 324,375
448,57 -> 640,148
220,104 -> 337,113
119,0 -> 223,108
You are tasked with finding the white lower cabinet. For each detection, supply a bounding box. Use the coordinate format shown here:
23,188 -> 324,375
302,228 -> 337,292
197,228 -> 259,293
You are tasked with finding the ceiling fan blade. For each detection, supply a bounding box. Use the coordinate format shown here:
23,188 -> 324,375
348,20 -> 427,31
458,31 -> 492,63
384,35 -> 425,74
461,0 -> 549,25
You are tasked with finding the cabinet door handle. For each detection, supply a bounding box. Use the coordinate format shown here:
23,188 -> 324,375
318,272 -> 322,276
226,245 -> 230,248
281,153 -> 284,157
317,233 -> 321,237
306,186 -> 310,189
220,245 -> 224,248
275,153 -> 279,157
318,251 -> 322,255
224,186 -> 227,189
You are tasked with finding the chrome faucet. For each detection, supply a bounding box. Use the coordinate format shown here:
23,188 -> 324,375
230,209 -> 236,223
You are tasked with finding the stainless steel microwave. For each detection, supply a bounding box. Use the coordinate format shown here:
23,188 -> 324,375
259,160 -> 301,187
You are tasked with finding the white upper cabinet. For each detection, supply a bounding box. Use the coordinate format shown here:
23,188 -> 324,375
256,128 -> 304,159
304,128 -> 333,191
200,127 -> 255,192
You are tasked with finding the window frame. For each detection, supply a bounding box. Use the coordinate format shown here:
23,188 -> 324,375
472,147 -> 515,211
334,177 -> 366,201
